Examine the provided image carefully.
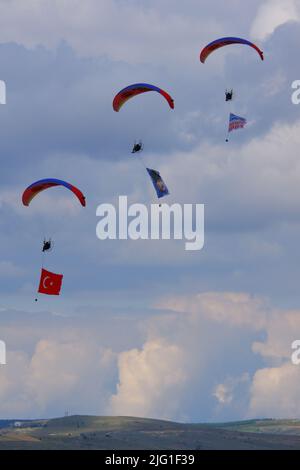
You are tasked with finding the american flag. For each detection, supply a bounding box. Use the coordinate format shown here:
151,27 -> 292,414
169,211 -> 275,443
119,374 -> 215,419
228,113 -> 247,133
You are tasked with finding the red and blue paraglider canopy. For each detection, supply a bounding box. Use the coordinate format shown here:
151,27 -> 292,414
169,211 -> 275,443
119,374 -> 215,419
200,37 -> 264,63
113,83 -> 174,112
22,178 -> 86,207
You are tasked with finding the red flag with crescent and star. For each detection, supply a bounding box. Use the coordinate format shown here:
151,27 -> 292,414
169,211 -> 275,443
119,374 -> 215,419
38,268 -> 63,296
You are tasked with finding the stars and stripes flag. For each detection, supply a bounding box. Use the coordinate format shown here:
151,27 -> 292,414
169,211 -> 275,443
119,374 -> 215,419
228,113 -> 247,133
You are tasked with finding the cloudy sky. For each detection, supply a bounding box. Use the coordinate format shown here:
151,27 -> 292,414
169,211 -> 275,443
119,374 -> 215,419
0,0 -> 300,422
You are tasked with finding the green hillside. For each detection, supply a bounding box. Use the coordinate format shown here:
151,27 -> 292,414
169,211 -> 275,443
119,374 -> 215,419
0,416 -> 299,450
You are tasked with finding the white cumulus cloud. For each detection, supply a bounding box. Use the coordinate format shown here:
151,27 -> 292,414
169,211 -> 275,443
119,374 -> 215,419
110,338 -> 187,420
251,0 -> 300,41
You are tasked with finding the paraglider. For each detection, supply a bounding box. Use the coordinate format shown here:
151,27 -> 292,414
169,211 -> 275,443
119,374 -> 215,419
113,83 -> 174,112
22,178 -> 86,253
199,37 -> 261,141
113,84 -> 173,204
200,37 -> 264,63
22,178 -> 86,300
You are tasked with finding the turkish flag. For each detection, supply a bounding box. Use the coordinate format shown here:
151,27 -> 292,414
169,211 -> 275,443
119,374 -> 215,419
38,268 -> 63,296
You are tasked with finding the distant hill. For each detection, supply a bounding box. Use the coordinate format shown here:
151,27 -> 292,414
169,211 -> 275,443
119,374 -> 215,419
0,416 -> 299,450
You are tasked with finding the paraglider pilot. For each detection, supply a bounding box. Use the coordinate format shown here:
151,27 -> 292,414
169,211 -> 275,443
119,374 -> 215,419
225,89 -> 233,102
131,141 -> 143,154
42,239 -> 52,252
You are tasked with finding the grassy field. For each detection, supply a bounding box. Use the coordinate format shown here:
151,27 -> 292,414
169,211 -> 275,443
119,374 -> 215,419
0,416 -> 299,450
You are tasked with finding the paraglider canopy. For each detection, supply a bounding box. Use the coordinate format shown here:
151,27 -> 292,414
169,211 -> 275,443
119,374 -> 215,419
113,83 -> 174,111
22,178 -> 86,207
200,37 -> 264,63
